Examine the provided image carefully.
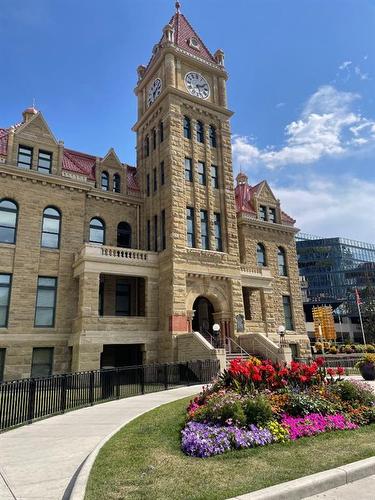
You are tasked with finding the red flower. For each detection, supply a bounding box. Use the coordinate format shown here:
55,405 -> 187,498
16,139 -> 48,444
327,367 -> 335,376
337,366 -> 345,376
316,356 -> 325,367
299,375 -> 308,383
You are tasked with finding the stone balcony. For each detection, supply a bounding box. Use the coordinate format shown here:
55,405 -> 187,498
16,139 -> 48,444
240,264 -> 273,289
73,244 -> 159,278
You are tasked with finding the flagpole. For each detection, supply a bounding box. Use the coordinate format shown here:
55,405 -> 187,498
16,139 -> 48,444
355,289 -> 367,349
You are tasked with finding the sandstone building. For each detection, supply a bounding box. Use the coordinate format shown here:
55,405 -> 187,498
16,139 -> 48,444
0,5 -> 309,381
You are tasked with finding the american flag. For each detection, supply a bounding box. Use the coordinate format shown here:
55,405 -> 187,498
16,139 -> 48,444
355,288 -> 362,305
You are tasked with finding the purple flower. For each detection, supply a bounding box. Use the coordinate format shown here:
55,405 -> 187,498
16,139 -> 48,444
281,413 -> 358,440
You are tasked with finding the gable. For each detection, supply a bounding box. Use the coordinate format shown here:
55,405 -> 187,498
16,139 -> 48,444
101,148 -> 123,171
256,181 -> 278,205
15,113 -> 58,146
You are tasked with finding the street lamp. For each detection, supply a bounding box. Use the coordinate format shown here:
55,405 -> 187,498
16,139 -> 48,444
277,325 -> 286,347
212,323 -> 220,348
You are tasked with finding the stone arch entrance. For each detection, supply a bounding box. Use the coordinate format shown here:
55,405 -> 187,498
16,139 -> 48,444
192,296 -> 215,338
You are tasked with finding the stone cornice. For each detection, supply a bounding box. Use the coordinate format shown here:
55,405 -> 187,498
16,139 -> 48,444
237,214 -> 299,235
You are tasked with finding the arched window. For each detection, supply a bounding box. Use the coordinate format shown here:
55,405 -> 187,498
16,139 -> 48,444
152,128 -> 157,150
209,125 -> 217,147
117,222 -> 132,248
113,173 -> 121,193
144,135 -> 150,157
89,218 -> 105,245
196,120 -> 204,143
0,199 -> 18,244
41,207 -> 61,249
101,171 -> 109,191
183,116 -> 191,139
278,247 -> 287,276
256,243 -> 266,267
159,121 -> 164,143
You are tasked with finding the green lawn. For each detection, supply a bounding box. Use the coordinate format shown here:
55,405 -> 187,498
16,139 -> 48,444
85,396 -> 375,500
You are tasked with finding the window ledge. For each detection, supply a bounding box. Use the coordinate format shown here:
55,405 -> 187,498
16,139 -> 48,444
0,242 -> 15,249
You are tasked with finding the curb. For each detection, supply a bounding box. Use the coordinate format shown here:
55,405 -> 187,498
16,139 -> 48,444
228,456 -> 375,499
67,386 -> 201,500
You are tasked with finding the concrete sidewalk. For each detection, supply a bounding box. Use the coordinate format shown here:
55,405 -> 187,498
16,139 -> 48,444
0,385 -> 201,500
305,474 -> 375,499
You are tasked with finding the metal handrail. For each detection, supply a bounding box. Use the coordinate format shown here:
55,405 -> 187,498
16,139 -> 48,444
226,336 -> 250,357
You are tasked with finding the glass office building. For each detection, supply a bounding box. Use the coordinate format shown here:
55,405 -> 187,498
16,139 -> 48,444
296,233 -> 375,317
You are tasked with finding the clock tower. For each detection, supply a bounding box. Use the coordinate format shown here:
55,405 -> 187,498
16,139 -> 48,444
133,2 -> 244,361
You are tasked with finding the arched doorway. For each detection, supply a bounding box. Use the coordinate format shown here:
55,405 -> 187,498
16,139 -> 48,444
117,222 -> 132,248
192,296 -> 215,338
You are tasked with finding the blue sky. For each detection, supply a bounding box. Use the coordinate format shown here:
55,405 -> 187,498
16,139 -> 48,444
1,0 -> 375,242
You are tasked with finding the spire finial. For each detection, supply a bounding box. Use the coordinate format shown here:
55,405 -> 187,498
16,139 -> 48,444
175,1 -> 181,13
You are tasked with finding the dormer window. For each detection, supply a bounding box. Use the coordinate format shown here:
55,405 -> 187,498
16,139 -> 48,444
188,37 -> 200,50
269,208 -> 276,223
259,205 -> 267,221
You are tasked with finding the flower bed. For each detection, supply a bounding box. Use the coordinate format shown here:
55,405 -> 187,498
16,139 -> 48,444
181,356 -> 375,458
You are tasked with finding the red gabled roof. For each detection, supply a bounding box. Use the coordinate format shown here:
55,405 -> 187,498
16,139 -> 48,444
0,129 -> 8,156
63,148 -> 97,180
126,165 -> 140,192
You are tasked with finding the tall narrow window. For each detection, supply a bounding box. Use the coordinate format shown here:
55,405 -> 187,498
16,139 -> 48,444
35,277 -> 57,327
31,347 -> 54,378
153,167 -> 157,192
242,287 -> 252,320
196,120 -> 204,143
17,145 -> 33,169
101,171 -> 109,191
153,215 -> 158,252
99,279 -> 104,316
161,209 -> 166,250
38,150 -> 52,174
116,282 -> 131,316
41,207 -> 61,249
0,274 -> 12,328
117,222 -> 132,248
0,348 -> 5,382
269,207 -> 276,223
259,205 -> 267,221
200,210 -> 209,250
89,218 -> 105,245
144,135 -> 150,157
185,157 -> 193,182
209,125 -> 217,147
214,213 -> 223,252
198,161 -> 206,185
152,128 -> 157,150
211,165 -> 219,188
159,121 -> 164,143
160,161 -> 165,185
147,219 -> 151,251
0,199 -> 18,244
278,247 -> 287,276
183,116 -> 191,139
113,173 -> 121,193
146,173 -> 150,196
256,243 -> 266,266
186,207 -> 195,248
283,295 -> 294,330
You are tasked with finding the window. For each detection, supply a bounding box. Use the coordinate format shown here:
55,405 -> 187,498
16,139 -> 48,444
116,282 -> 131,316
198,162 -> 206,185
146,174 -> 150,196
144,136 -> 150,157
185,157 -> 193,182
153,128 -> 157,150
147,219 -> 151,251
209,125 -> 217,147
0,199 -> 18,244
41,207 -> 61,249
256,243 -> 266,266
214,213 -> 223,251
31,347 -> 54,378
200,210 -> 209,250
38,150 -> 52,174
117,222 -> 131,248
153,215 -> 158,252
153,167 -> 157,192
186,207 -> 195,247
159,121 -> 164,143
101,171 -> 109,191
99,279 -> 104,316
113,173 -> 121,193
242,287 -> 252,320
259,205 -> 267,221
161,209 -> 166,250
0,348 -> 5,382
17,145 -> 33,169
160,161 -> 165,185
196,120 -> 204,143
183,116 -> 191,139
283,295 -> 294,330
34,277 -> 57,327
89,218 -> 105,245
211,165 -> 219,188
278,247 -> 287,276
269,207 -> 276,223
0,274 -> 11,328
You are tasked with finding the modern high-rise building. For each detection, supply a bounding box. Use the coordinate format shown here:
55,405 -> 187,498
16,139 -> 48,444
0,4 -> 309,381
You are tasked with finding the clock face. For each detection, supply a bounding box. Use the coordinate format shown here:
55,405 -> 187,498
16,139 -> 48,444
184,72 -> 210,100
147,78 -> 162,107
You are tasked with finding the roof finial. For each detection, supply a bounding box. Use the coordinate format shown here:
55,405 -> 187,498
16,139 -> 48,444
175,1 -> 181,13
32,97 -> 36,109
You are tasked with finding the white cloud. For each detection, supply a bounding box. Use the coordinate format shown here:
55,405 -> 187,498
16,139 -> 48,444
272,176 -> 375,242
276,102 -> 285,108
232,85 -> 375,169
339,61 -> 352,70
354,66 -> 369,80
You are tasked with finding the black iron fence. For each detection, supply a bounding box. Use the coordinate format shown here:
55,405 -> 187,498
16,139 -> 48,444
0,359 -> 219,432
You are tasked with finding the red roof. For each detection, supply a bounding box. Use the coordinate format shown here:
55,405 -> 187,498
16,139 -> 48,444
0,129 -> 8,156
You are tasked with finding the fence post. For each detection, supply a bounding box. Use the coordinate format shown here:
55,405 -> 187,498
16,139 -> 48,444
140,366 -> 145,394
186,362 -> 190,386
115,369 -> 120,400
198,360 -> 203,382
89,371 -> 95,405
27,378 -> 36,424
60,374 -> 67,414
163,364 -> 168,390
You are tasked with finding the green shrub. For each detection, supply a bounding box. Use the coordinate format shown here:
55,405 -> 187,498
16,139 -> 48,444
285,392 -> 338,416
366,345 -> 375,353
244,396 -> 273,425
328,380 -> 375,406
192,392 -> 247,426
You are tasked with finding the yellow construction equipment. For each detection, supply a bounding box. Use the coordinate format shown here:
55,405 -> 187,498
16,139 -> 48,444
312,306 -> 336,341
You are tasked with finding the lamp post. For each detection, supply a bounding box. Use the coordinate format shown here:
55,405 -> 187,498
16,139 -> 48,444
277,325 -> 286,347
212,323 -> 220,348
